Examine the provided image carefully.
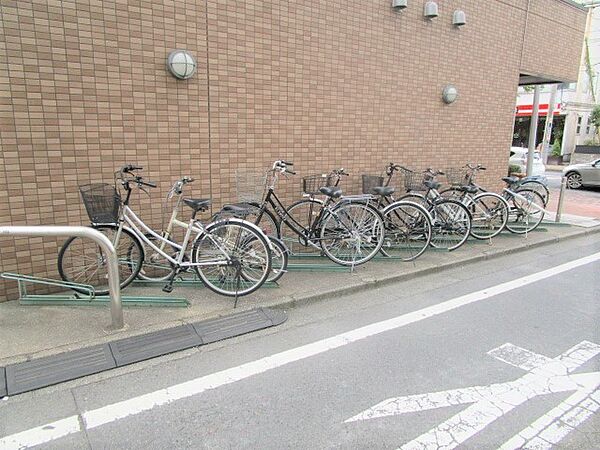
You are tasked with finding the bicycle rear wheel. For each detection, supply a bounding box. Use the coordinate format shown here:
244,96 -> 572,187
58,224 -> 143,295
319,202 -> 385,266
430,199 -> 472,251
516,180 -> 549,206
505,189 -> 545,234
192,220 -> 271,297
380,200 -> 432,261
468,193 -> 509,239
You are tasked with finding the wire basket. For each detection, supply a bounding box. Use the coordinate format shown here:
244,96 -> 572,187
361,175 -> 385,195
79,183 -> 121,223
302,174 -> 335,196
444,167 -> 471,186
235,170 -> 267,203
403,171 -> 427,192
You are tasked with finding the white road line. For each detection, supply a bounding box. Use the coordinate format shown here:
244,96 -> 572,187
1,251 -> 600,448
0,416 -> 80,450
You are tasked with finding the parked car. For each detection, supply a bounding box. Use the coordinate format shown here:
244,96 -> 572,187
509,147 -> 546,179
562,158 -> 600,189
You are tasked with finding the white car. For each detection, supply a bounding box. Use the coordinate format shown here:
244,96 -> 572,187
561,158 -> 600,189
509,147 -> 546,179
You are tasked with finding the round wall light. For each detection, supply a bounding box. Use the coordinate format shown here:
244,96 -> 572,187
392,0 -> 408,9
453,10 -> 467,27
424,1 -> 439,19
442,85 -> 458,104
167,50 -> 197,80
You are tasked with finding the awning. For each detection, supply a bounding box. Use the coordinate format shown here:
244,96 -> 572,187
515,103 -> 563,117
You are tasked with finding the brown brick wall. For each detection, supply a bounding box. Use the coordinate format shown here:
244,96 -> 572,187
0,0 -> 586,301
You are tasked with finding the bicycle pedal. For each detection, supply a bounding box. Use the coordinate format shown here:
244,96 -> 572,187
162,284 -> 174,293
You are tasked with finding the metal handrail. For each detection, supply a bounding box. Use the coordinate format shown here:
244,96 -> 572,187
0,226 -> 124,329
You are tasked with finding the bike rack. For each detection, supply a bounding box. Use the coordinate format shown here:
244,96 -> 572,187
1,273 -> 189,307
0,225 -> 125,329
132,272 -> 280,288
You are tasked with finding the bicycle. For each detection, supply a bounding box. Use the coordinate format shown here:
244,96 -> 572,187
58,165 -> 272,301
396,168 -> 473,251
242,160 -> 386,267
134,176 -> 288,285
359,163 -> 433,261
436,166 -> 509,239
439,164 -> 546,234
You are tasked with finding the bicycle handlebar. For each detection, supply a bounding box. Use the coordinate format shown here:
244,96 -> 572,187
466,163 -> 486,171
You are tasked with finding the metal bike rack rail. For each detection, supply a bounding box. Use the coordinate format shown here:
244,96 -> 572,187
0,225 -> 124,329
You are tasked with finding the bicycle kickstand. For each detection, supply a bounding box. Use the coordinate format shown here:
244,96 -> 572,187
162,268 -> 182,293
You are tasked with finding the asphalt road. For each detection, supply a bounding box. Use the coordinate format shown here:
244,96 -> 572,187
1,234 -> 599,449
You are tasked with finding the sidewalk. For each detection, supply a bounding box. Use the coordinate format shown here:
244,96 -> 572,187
1,222 -> 599,367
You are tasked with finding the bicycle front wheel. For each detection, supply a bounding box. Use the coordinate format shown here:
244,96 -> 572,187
280,198 -> 324,256
430,199 -> 472,251
380,200 -> 432,261
319,202 -> 385,266
505,189 -> 545,234
192,220 -> 271,297
468,193 -> 509,239
58,224 -> 143,295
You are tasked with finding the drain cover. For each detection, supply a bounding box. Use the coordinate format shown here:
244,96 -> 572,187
0,367 -> 6,397
5,345 -> 116,395
110,324 -> 202,366
193,307 -> 287,344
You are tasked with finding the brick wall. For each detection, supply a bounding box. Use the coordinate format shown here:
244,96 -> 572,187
0,0 -> 586,300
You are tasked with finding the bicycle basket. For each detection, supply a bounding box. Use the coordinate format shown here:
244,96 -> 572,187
361,174 -> 385,195
403,171 -> 426,191
302,174 -> 335,195
444,167 -> 471,186
235,170 -> 267,203
79,183 -> 121,223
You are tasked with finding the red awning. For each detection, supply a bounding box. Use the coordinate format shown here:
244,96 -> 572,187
515,103 -> 563,117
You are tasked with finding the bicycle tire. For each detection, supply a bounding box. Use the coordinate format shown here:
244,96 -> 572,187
468,192 -> 509,240
319,201 -> 385,266
58,224 -> 143,295
515,180 -> 549,206
505,189 -> 545,234
192,219 -> 271,297
396,192 -> 429,208
242,236 -> 288,284
380,200 -> 432,261
429,199 -> 472,251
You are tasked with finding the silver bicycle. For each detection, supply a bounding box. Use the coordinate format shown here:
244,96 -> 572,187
58,165 -> 272,299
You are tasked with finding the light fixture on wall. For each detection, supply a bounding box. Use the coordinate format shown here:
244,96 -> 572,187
453,10 -> 467,27
167,50 -> 197,80
392,0 -> 408,9
442,85 -> 458,104
424,1 -> 438,19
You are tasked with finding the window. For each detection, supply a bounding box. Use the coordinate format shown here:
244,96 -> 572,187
585,116 -> 592,135
576,115 -> 582,134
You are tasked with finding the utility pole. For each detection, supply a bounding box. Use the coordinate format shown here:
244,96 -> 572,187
541,84 -> 558,164
527,85 -> 541,176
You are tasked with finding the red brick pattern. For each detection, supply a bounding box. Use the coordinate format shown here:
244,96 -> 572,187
0,0 -> 586,300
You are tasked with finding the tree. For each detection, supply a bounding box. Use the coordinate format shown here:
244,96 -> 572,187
591,105 -> 600,144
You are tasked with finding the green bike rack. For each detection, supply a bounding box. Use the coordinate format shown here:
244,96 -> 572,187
1,273 -> 190,307
131,272 -> 280,288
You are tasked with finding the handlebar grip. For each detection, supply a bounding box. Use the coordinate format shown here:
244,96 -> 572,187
480,167 -> 487,171
281,160 -> 294,166
286,169 -> 297,175
141,180 -> 157,188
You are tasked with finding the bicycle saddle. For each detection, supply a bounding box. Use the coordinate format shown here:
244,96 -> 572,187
319,186 -> 343,198
423,180 -> 441,190
183,198 -> 211,212
372,186 -> 395,197
502,176 -> 519,185
458,185 -> 478,194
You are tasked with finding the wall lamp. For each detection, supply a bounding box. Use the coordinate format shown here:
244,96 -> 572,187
453,10 -> 467,27
167,50 -> 197,80
424,1 -> 438,19
392,0 -> 408,9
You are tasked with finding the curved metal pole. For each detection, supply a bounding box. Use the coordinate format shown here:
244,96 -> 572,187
0,226 -> 124,329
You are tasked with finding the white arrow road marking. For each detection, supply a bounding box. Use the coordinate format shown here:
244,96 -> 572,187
346,342 -> 600,450
1,252 -> 600,448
